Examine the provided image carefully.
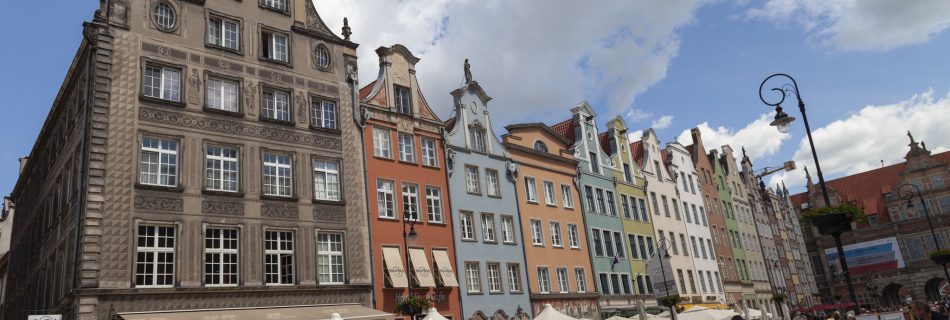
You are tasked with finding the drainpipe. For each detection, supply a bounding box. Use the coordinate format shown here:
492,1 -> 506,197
349,67 -> 377,308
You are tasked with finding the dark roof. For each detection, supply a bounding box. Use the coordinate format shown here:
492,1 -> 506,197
504,122 -> 573,145
549,118 -> 575,144
598,132 -> 611,156
630,140 -> 644,167
444,117 -> 457,132
790,150 -> 950,219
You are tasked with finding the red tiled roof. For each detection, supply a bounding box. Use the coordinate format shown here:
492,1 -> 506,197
549,118 -> 575,144
358,80 -> 376,100
630,140 -> 644,167
598,132 -> 610,155
790,150 -> 950,222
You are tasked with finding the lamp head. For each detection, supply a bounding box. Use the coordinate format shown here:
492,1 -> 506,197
770,106 -> 796,133
407,225 -> 418,244
906,199 -> 915,209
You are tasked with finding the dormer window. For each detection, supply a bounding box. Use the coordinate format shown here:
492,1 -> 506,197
589,152 -> 599,173
394,85 -> 412,115
533,141 -> 548,153
262,0 -> 288,11
469,126 -> 486,153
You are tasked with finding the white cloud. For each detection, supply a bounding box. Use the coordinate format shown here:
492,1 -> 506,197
627,130 -> 644,142
745,0 -> 950,51
769,89 -> 950,190
651,115 -> 674,129
627,109 -> 652,122
675,113 -> 790,162
318,0 -> 707,126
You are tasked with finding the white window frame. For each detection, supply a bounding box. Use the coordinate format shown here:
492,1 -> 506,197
313,159 -> 340,201
206,77 -> 240,112
310,99 -> 337,130
543,181 -> 556,205
262,88 -> 291,122
262,30 -> 289,62
204,227 -> 239,287
262,0 -> 288,11
530,219 -> 543,245
264,230 -> 295,285
263,153 -> 293,197
575,267 -> 587,293
317,231 -> 345,284
377,179 -> 395,218
207,16 -> 240,50
135,224 -> 176,288
465,262 -> 481,293
460,211 -> 475,240
421,137 -> 439,167
425,186 -> 444,223
398,133 -> 416,163
568,224 -> 580,248
373,127 -> 392,158
486,169 -> 501,197
524,176 -> 538,203
501,215 -> 516,244
487,263 -> 503,293
556,267 -> 570,293
143,64 -> 181,102
507,263 -> 523,292
481,213 -> 496,242
550,222 -> 562,247
470,127 -> 486,152
465,166 -> 481,194
561,185 -> 574,208
537,267 -> 551,293
402,183 -> 420,221
140,137 -> 179,187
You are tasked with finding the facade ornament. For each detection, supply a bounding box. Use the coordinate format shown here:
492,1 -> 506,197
907,130 -> 915,144
464,58 -> 473,83
108,0 -> 130,28
342,17 -> 352,41
188,69 -> 201,105
245,81 -> 256,115
296,91 -> 307,122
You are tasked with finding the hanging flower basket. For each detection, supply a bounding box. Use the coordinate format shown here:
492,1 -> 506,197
801,204 -> 865,235
394,296 -> 432,317
929,249 -> 950,265
772,293 -> 787,303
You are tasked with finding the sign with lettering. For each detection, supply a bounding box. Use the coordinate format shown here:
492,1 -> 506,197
395,292 -> 448,303
647,254 -> 677,298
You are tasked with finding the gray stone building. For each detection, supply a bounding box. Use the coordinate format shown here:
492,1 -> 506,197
2,1 -> 380,319
444,66 -> 532,320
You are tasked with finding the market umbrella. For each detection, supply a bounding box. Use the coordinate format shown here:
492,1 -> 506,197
747,308 -> 763,320
423,308 -> 450,320
607,316 -> 634,320
639,299 -> 649,320
534,304 -> 579,320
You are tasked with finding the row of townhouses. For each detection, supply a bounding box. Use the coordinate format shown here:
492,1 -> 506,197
0,1 -> 817,320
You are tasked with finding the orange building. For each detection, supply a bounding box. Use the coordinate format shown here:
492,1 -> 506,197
503,123 -> 600,319
360,45 -> 461,318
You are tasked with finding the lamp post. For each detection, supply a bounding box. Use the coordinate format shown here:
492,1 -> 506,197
656,236 -> 677,319
404,206 -> 419,295
899,183 -> 950,283
764,252 -> 786,320
759,73 -> 859,314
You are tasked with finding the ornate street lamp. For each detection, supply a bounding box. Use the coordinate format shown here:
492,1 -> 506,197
759,73 -> 859,314
899,183 -> 950,283
404,206 -> 419,294
655,236 -> 678,319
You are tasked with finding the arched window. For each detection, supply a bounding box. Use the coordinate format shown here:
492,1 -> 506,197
533,140 -> 548,153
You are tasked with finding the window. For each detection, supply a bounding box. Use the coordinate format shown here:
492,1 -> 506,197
465,166 -> 481,194
599,274 -> 610,294
714,271 -> 723,292
459,212 -> 475,240
207,16 -> 239,50
575,268 -> 587,293
613,231 -> 626,258
680,172 -> 688,192
584,186 -> 596,212
672,201 -> 681,220
591,229 -> 604,257
699,238 -> 708,259
262,88 -> 291,121
263,153 -> 292,197
668,232 -> 678,255
623,164 -> 633,182
204,227 -> 238,286
622,195 -> 631,219
530,219 -> 543,245
502,216 -> 516,243
313,160 -> 340,201
402,183 -> 419,221
610,274 -> 622,295
469,127 -> 486,152
481,214 -> 496,242
140,137 -> 179,187
639,199 -> 649,221
507,264 -> 523,292
487,263 -> 503,293
596,189 -> 607,214
683,202 -> 692,223
206,146 -> 239,192
699,271 -> 707,293
568,224 -> 579,248
687,270 -> 697,294
524,177 -> 538,203
143,64 -> 181,102
589,152 -> 599,173
421,138 -> 438,167
707,239 -> 715,258
264,230 -> 294,285
550,222 -> 562,247
620,274 -> 632,294
556,268 -> 570,293
372,128 -> 394,160
376,179 -> 395,218
654,161 -> 663,180
562,185 -> 574,208
676,269 -> 686,294
394,85 -> 412,115
310,99 -> 337,129
601,230 -> 615,257
680,234 -> 688,256
543,181 -> 556,205
932,174 -> 945,189
650,192 -> 660,216
537,267 -> 551,293
699,206 -> 707,226
485,169 -> 501,197
314,45 -> 330,70
135,225 -> 176,287
425,187 -> 443,223
691,236 -> 699,259
262,0 -> 288,11
465,262 -> 481,293
205,78 -> 240,112
629,235 -> 640,260
606,191 -> 617,216
939,197 -> 950,214
152,2 -> 177,31
317,232 -> 345,284
398,133 -> 415,163
534,140 -> 549,153
688,174 -> 697,194
661,195 -> 670,217
261,30 -> 289,62
646,236 -> 655,257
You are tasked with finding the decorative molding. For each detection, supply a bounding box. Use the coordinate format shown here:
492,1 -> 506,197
262,202 -> 299,219
313,204 -> 346,222
246,81 -> 256,116
139,107 -> 342,149
188,69 -> 201,105
134,194 -> 184,212
202,199 -> 245,216
296,90 -> 307,124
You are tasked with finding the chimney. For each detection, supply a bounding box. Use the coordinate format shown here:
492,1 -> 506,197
18,157 -> 28,174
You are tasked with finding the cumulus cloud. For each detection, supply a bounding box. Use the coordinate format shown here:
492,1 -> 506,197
745,0 -> 950,52
318,0 -> 707,126
676,113 -> 790,162
769,89 -> 950,190
627,109 -> 652,122
651,115 -> 674,129
628,130 -> 644,142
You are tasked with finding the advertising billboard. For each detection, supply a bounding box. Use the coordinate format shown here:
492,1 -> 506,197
824,237 -> 905,276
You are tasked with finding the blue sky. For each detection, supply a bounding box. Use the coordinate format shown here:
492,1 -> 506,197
2,1 -> 950,197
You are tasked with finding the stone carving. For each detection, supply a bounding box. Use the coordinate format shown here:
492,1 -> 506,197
202,199 -> 245,216
314,205 -> 346,222
246,81 -> 256,116
134,194 -> 184,212
296,91 -> 307,123
139,108 -> 342,149
108,0 -> 129,28
341,17 -> 352,40
188,69 -> 201,105
464,58 -> 473,83
262,202 -> 299,219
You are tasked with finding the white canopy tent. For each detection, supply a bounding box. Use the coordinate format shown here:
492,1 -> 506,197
422,308 -> 450,320
534,304 -> 579,320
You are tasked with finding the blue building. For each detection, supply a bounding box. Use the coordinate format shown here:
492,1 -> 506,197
444,69 -> 531,320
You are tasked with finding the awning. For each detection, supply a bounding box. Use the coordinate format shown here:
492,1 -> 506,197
431,249 -> 459,287
119,304 -> 394,320
409,248 -> 437,287
382,247 -> 408,288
